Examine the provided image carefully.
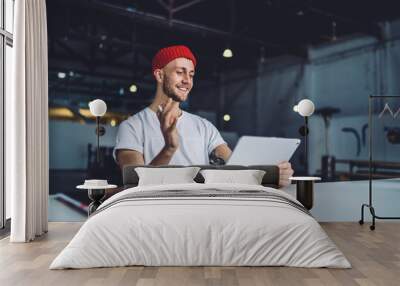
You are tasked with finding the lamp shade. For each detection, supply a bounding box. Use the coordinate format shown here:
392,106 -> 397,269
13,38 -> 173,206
296,99 -> 315,117
89,99 -> 107,117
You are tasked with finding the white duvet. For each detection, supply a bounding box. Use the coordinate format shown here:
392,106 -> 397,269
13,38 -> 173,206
50,183 -> 351,269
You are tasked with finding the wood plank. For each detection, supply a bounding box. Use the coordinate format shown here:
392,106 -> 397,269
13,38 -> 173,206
0,222 -> 399,286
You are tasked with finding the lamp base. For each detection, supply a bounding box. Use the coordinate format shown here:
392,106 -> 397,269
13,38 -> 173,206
95,126 -> 106,136
88,189 -> 106,215
296,180 -> 314,210
298,125 -> 309,136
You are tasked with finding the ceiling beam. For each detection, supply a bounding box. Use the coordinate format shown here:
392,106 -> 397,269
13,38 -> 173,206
307,6 -> 381,39
54,38 -> 91,67
91,0 -> 281,48
172,0 -> 208,14
49,85 -> 154,101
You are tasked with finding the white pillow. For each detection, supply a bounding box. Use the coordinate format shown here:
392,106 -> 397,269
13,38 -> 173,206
200,169 -> 266,185
135,167 -> 201,186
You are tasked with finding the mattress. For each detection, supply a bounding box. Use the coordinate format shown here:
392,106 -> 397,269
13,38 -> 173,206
50,183 -> 351,269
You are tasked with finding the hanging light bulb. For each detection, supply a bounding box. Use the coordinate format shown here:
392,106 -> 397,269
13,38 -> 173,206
223,48 -> 233,58
57,72 -> 66,79
129,84 -> 138,93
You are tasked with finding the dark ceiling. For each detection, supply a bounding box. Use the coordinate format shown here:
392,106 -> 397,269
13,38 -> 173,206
47,0 -> 400,113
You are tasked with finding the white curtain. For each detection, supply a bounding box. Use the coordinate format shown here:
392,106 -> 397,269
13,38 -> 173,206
7,0 -> 49,242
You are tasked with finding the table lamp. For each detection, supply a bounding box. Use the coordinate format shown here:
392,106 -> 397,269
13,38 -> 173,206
89,99 -> 107,164
293,99 -> 315,174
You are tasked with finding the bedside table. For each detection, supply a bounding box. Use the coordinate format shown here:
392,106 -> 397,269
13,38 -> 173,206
289,176 -> 321,210
77,180 -> 117,216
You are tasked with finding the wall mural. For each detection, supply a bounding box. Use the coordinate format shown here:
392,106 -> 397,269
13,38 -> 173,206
360,96 -> 400,230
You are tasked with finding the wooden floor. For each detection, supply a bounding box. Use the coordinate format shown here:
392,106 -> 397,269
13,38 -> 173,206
0,222 -> 399,286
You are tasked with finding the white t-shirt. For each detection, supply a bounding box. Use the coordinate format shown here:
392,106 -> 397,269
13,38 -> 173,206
113,107 -> 226,165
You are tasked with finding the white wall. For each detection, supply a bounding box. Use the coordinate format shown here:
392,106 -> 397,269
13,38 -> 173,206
214,19 -> 400,175
308,37 -> 378,116
222,71 -> 257,135
285,179 -> 400,222
307,32 -> 400,172
49,120 -> 118,169
309,113 -> 400,174
256,57 -> 308,138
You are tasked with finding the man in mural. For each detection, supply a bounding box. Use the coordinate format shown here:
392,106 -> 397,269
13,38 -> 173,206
113,45 -> 294,187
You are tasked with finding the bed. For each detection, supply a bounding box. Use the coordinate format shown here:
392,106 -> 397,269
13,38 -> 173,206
50,165 -> 351,269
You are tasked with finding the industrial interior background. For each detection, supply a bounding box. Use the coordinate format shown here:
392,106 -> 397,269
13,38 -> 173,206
45,0 -> 400,220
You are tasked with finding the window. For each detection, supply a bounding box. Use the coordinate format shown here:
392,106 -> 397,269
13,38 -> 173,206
5,0 -> 13,33
1,0 -> 14,230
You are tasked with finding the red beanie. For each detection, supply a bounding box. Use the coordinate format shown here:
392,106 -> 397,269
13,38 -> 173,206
152,45 -> 197,73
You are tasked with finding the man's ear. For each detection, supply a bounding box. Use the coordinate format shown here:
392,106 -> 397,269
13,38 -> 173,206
153,69 -> 164,83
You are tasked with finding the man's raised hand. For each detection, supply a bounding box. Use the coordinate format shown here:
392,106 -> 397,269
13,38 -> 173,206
278,161 -> 294,188
157,98 -> 180,151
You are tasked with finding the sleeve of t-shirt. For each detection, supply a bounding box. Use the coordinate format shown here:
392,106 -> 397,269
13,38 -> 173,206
112,118 -> 143,162
203,119 -> 227,155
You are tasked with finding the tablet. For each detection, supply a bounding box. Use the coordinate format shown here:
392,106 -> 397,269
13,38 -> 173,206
226,136 -> 301,165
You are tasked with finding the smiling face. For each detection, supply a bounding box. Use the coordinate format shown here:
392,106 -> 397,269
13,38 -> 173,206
159,58 -> 195,102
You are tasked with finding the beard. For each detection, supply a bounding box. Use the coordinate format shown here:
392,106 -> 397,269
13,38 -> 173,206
162,76 -> 186,102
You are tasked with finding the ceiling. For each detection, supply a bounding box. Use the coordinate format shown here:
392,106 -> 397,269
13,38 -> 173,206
47,0 -> 400,114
